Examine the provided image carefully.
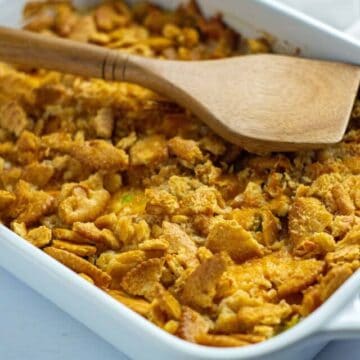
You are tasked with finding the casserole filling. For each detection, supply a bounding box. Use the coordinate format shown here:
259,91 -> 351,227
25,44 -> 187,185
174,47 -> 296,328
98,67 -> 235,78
0,0 -> 359,347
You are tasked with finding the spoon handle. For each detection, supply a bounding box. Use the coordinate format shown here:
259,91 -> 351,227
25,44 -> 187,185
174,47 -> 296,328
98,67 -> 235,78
0,26 -> 132,82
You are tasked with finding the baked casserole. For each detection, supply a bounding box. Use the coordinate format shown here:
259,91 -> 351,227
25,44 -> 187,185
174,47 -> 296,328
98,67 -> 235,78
0,0 -> 359,348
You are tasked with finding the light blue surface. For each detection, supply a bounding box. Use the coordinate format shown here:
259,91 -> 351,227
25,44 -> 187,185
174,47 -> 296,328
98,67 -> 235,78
0,266 -> 358,360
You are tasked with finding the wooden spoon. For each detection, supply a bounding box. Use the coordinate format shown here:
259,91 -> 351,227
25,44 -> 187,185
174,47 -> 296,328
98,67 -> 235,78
0,26 -> 359,152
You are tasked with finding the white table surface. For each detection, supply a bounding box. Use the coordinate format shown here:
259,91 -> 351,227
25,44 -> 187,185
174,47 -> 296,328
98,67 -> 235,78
1,1 -> 360,359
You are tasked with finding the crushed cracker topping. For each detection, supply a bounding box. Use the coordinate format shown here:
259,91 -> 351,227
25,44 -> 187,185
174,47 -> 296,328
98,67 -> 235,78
0,0 -> 359,348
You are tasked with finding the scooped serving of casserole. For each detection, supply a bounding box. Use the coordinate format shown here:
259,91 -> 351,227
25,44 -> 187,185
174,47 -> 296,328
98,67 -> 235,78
0,0 -> 359,348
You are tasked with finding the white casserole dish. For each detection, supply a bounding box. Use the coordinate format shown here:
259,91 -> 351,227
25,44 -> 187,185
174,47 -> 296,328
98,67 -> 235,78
0,1 -> 360,359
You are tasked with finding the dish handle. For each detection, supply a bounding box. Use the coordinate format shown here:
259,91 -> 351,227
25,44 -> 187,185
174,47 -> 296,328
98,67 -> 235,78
318,294 -> 360,339
345,19 -> 360,39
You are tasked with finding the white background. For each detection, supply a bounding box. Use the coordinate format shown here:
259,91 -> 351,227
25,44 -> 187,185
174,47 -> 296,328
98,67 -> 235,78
1,1 -> 360,359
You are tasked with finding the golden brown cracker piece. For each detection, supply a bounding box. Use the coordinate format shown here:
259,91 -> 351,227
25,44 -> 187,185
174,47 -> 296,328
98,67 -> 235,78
73,222 -> 120,250
177,306 -> 211,343
206,219 -> 263,262
26,226 -> 52,248
44,246 -> 111,287
121,258 -> 164,300
130,135 -> 168,166
52,239 -> 96,257
107,289 -> 151,316
9,180 -> 55,225
181,253 -> 228,309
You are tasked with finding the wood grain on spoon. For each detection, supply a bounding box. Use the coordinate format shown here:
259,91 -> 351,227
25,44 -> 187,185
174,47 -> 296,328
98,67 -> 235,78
0,26 -> 359,152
